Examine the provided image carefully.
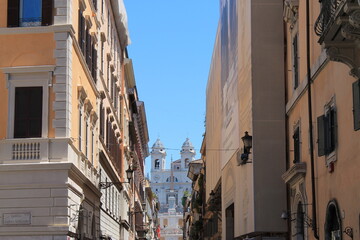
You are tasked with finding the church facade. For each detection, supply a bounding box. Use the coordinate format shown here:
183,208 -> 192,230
150,138 -> 196,240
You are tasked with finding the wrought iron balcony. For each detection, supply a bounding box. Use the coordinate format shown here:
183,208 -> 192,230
314,0 -> 360,77
315,0 -> 360,43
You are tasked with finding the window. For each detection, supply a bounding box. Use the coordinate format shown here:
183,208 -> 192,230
92,0 -> 97,11
79,104 -> 83,151
85,117 -> 89,158
318,104 -> 337,157
292,33 -> 299,89
225,204 -> 234,240
7,0 -> 53,27
14,87 -> 42,138
325,200 -> 342,240
155,159 -> 160,169
78,8 -> 86,55
78,8 -> 97,83
99,101 -> 104,138
293,127 -> 300,163
352,79 -> 360,130
185,158 -> 190,167
166,176 -> 178,182
91,130 -> 94,164
295,202 -> 305,240
4,65 -> 53,139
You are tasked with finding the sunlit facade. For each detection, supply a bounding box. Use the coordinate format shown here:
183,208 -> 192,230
0,0 -> 149,239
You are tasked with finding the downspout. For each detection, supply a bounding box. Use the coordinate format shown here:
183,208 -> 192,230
305,0 -> 319,238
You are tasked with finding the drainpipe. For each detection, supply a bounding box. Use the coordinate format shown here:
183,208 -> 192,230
305,0 -> 319,238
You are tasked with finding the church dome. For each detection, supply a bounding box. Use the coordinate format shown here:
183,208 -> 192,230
151,138 -> 166,154
152,138 -> 164,149
182,138 -> 193,148
181,138 -> 195,153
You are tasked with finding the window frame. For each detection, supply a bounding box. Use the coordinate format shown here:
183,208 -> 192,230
290,20 -> 299,90
3,65 -> 53,139
293,123 -> 301,163
317,97 -> 337,164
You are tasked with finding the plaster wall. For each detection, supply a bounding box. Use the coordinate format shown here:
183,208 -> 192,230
0,33 -> 56,139
206,0 -> 286,238
285,1 -> 360,239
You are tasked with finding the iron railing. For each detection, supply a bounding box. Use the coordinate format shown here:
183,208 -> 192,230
314,0 -> 344,37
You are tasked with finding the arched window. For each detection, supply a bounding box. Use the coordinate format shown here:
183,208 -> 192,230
185,158 -> 190,167
166,176 -> 178,182
325,200 -> 342,240
155,159 -> 160,169
295,202 -> 305,240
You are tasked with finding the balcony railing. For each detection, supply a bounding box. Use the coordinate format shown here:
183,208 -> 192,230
0,138 -> 50,162
314,0 -> 344,37
0,138 -> 99,186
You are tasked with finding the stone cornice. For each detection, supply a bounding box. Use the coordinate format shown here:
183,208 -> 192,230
282,162 -> 306,185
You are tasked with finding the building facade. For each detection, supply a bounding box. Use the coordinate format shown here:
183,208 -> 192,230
204,0 -> 287,239
0,0 -> 149,239
282,0 -> 360,240
150,138 -> 195,240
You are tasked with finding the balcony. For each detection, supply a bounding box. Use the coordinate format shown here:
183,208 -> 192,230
314,0 -> 360,77
0,138 -> 99,187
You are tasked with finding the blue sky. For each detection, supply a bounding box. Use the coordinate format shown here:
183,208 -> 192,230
123,1 -> 219,175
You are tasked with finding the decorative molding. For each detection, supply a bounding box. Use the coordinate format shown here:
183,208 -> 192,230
282,162 -> 306,186
286,50 -> 328,114
327,46 -> 360,78
1,65 -> 55,74
4,66 -> 54,138
0,24 -> 74,35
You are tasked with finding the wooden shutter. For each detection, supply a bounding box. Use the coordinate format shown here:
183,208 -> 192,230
317,115 -> 326,156
14,87 -> 42,138
7,0 -> 20,27
92,44 -> 97,82
78,9 -> 83,48
41,0 -> 53,26
353,80 -> 360,130
293,128 -> 300,163
327,108 -> 336,154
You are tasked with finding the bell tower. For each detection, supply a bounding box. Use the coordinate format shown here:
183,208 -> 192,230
150,138 -> 166,172
180,138 -> 196,169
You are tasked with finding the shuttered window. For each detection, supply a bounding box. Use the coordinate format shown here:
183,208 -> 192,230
41,0 -> 53,26
14,87 -> 42,138
78,9 -> 97,83
293,127 -> 300,163
293,34 -> 299,89
352,80 -> 360,130
317,107 -> 337,156
99,102 -> 104,138
318,115 -> 326,157
7,0 -> 53,27
78,9 -> 86,54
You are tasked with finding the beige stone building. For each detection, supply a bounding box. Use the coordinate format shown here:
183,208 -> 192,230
282,0 -> 360,240
204,0 -> 287,239
0,0 -> 148,239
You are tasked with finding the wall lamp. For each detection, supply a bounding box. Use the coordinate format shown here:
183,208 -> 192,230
238,131 -> 253,165
99,166 -> 133,189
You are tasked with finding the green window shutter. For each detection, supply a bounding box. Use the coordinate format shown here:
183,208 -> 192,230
317,115 -> 326,156
353,80 -> 360,130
